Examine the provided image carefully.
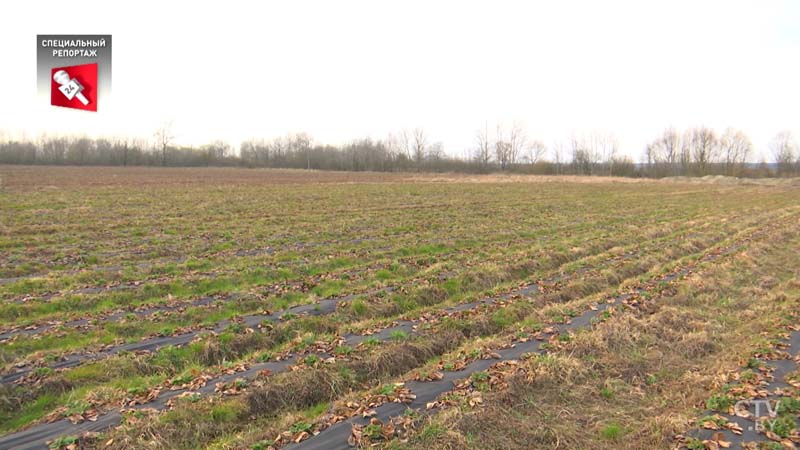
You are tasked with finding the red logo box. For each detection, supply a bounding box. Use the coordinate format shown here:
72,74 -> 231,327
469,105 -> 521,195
51,63 -> 97,112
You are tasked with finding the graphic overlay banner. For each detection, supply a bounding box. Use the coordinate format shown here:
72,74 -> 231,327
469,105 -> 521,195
37,35 -> 111,112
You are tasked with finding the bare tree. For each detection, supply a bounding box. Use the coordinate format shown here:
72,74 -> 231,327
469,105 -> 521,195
495,125 -> 509,171
95,138 -> 113,164
39,135 -> 68,164
154,122 -> 174,166
506,122 -> 526,168
679,134 -> 692,175
684,127 -> 719,176
569,132 -> 605,175
569,133 -> 588,175
770,131 -> 798,176
427,142 -> 444,161
644,128 -> 682,176
552,140 -> 565,175
384,133 -> 399,160
585,133 -> 602,174
398,129 -> 428,169
384,133 -> 410,170
659,128 -> 681,175
5,125 -> 798,177
495,123 -> 525,171
398,131 -> 412,162
528,140 -> 547,164
289,132 -> 313,169
719,128 -> 752,176
524,140 -> 546,165
597,132 -> 619,176
67,136 -> 92,165
269,136 -> 288,164
474,122 -> 492,172
116,137 -> 131,167
411,128 -> 428,168
202,140 -> 232,166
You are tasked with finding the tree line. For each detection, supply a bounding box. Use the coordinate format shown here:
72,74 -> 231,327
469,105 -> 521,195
0,125 -> 797,178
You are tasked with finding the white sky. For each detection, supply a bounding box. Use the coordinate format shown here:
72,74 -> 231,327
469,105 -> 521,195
1,0 -> 799,161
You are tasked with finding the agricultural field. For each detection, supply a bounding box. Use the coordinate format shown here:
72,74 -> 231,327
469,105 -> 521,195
0,166 -> 798,450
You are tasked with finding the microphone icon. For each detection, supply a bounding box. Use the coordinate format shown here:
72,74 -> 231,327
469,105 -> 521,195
53,70 -> 90,106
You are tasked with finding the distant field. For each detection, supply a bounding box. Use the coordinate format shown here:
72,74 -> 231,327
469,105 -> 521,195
0,166 -> 798,450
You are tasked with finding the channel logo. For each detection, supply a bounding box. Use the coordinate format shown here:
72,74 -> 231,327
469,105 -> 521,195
51,64 -> 96,111
37,35 -> 111,113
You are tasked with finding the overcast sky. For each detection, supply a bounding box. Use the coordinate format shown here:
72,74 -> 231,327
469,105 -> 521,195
2,0 -> 799,161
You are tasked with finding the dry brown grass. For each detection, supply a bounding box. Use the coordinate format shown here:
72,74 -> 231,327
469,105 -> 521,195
393,229 -> 800,450
7,165 -> 797,192
198,328 -> 288,366
246,368 -> 347,416
246,329 -> 462,417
